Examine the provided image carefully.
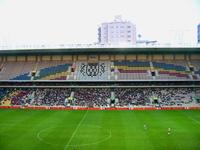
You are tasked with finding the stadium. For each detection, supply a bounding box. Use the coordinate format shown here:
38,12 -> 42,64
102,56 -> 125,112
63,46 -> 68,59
0,47 -> 200,150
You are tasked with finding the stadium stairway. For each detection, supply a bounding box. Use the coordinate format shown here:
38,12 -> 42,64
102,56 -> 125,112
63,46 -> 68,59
0,61 -> 4,71
67,63 -> 76,80
195,69 -> 200,78
189,61 -> 200,79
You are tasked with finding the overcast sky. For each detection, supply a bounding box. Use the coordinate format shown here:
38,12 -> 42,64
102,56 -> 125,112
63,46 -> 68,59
0,0 -> 199,45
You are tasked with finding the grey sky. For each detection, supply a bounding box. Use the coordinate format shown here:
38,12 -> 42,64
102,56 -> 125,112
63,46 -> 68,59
0,0 -> 199,45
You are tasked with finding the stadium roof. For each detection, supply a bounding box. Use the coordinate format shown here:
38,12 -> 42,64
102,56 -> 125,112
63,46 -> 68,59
0,47 -> 200,55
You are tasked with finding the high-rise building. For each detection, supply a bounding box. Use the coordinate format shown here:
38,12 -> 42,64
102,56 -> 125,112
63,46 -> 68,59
98,16 -> 136,45
198,24 -> 200,43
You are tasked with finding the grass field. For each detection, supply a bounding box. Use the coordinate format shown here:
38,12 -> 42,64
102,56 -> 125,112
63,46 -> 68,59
0,109 -> 200,150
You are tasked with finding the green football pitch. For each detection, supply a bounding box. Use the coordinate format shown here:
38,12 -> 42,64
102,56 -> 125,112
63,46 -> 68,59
0,109 -> 200,150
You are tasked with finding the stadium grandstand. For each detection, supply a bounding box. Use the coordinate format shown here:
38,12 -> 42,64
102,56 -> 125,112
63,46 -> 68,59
0,47 -> 200,109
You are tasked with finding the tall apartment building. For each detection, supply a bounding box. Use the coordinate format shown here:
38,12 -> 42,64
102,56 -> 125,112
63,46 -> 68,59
98,16 -> 136,45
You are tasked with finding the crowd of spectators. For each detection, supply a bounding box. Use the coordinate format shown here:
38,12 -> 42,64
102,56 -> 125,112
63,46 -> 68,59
0,88 -> 199,107
11,89 -> 33,105
73,88 -> 110,107
32,88 -> 71,106
114,88 -> 151,106
151,88 -> 195,106
114,88 -> 198,107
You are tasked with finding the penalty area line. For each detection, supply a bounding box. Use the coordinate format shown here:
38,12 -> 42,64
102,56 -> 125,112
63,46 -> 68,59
63,110 -> 88,150
182,112 -> 200,126
187,115 -> 200,126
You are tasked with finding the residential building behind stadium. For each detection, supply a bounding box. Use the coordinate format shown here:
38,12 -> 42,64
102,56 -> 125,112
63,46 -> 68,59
98,16 -> 136,45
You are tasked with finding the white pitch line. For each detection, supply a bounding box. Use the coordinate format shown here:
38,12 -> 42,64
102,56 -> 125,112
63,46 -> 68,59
186,115 -> 200,126
36,124 -> 111,147
63,110 -> 88,150
182,111 -> 200,126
